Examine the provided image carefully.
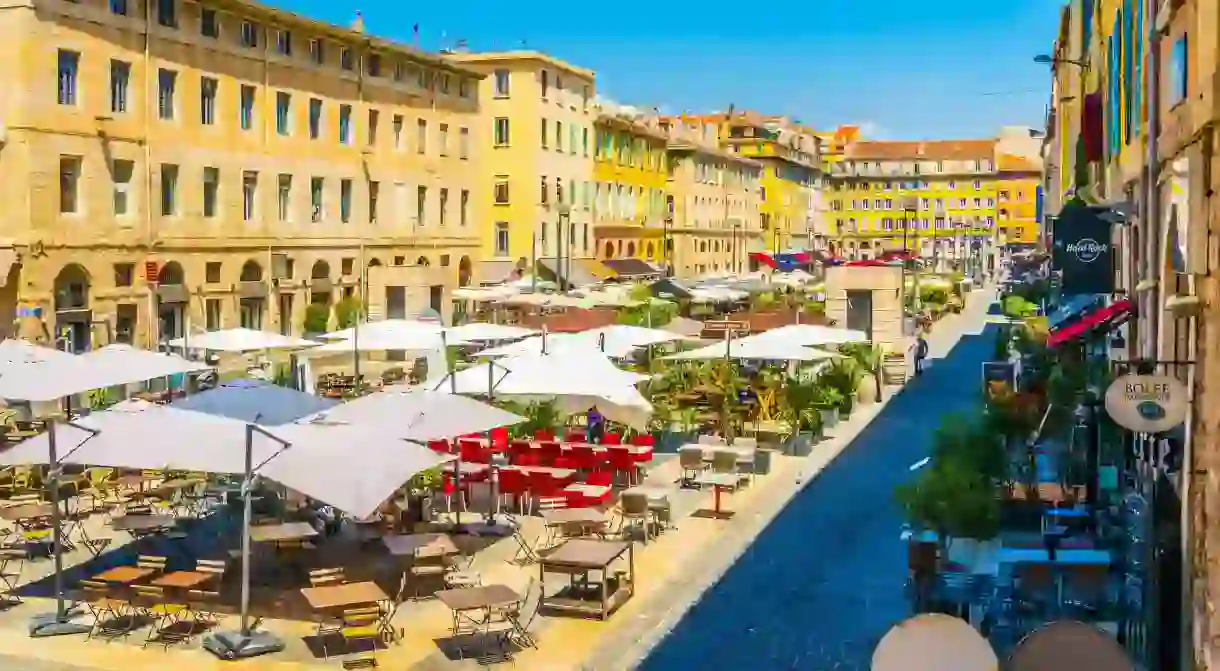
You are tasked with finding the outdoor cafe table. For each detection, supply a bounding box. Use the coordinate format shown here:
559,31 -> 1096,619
93,565 -> 156,585
383,533 -> 460,558
541,509 -> 608,540
0,502 -> 53,523
693,472 -> 739,519
538,539 -> 634,620
435,584 -> 524,637
110,514 -> 177,532
248,521 -> 318,544
300,581 -> 388,611
152,570 -> 212,590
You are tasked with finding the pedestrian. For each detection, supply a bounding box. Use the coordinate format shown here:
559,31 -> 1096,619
586,404 -> 605,444
914,331 -> 929,376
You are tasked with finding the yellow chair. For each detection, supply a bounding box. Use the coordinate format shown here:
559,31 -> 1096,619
325,607 -> 382,663
130,585 -> 190,647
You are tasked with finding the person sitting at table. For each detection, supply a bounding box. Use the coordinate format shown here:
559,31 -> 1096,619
587,405 -> 605,444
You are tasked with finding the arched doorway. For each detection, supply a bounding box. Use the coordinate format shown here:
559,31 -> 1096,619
645,242 -> 655,259
53,263 -> 91,352
626,242 -> 636,257
603,242 -> 614,259
457,256 -> 472,287
238,260 -> 265,330
156,261 -> 188,343
310,260 -> 332,305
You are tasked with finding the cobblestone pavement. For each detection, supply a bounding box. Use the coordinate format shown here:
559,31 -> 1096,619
638,291 -> 998,671
0,655 -> 99,671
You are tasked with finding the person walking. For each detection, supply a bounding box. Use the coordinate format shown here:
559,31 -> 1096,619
586,405 -> 605,444
914,331 -> 929,377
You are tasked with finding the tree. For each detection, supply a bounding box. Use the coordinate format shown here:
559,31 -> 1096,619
896,457 -> 1001,544
333,296 -> 363,329
302,304 -> 330,334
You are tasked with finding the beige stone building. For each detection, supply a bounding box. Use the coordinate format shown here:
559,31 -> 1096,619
657,116 -> 763,277
445,50 -> 598,284
0,0 -> 484,350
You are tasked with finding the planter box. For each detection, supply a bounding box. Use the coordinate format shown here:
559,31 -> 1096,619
838,406 -> 852,420
818,408 -> 839,429
785,432 -> 816,457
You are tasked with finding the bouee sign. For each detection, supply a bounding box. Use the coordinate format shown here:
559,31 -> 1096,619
1104,374 -> 1189,433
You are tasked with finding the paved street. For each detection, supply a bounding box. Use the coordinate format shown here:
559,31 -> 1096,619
639,290 -> 998,671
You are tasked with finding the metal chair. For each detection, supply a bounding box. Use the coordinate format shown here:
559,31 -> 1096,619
618,492 -> 653,543
678,446 -> 707,486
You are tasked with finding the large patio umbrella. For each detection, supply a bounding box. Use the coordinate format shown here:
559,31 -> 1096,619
433,348 -> 652,429
476,332 -> 638,359
306,388 -> 525,439
174,379 -> 337,425
750,323 -> 870,347
0,339 -> 74,370
871,613 -> 998,671
663,335 -> 839,362
444,322 -> 536,342
1006,620 -> 1134,671
165,328 -> 320,352
2,401 -> 456,657
318,318 -> 441,342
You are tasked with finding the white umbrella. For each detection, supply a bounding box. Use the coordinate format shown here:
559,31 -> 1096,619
751,324 -> 870,346
581,324 -> 700,350
476,333 -> 638,359
166,328 -> 320,352
302,389 -> 525,439
664,336 -> 839,362
307,328 -> 465,354
0,339 -> 74,368
433,349 -> 652,429
872,614 -> 998,671
0,345 -> 209,403
444,323 -> 536,342
319,319 -> 442,341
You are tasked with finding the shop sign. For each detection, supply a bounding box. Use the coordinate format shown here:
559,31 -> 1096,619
1104,374 -> 1189,433
1051,200 -> 1113,294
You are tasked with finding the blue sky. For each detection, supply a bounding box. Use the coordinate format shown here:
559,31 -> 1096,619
271,0 -> 1066,140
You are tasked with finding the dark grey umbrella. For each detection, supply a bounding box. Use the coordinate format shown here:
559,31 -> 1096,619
175,379 -> 337,425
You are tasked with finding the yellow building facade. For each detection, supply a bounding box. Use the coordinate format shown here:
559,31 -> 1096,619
827,139 -> 1000,261
591,109 -> 669,265
995,154 -> 1041,245
445,51 -> 597,283
0,0 -> 483,349
658,117 -> 762,278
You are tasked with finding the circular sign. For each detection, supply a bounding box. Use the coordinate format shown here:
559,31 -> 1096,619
1104,374 -> 1189,433
1066,238 -> 1107,263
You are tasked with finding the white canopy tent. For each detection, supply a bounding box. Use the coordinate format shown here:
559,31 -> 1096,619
0,345 -> 210,403
444,323 -> 536,342
476,325 -> 693,360
166,328 -> 320,352
306,328 -> 465,354
302,389 -> 526,440
664,336 -> 839,362
750,323 -> 870,347
0,339 -> 74,369
431,349 -> 653,429
319,319 -> 442,342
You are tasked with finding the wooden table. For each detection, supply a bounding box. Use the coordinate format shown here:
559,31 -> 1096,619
693,472 -> 740,519
152,571 -> 213,590
110,514 -> 176,532
93,566 -> 155,584
383,533 -> 460,557
300,581 -> 388,611
0,502 -> 52,522
249,521 -> 319,543
435,584 -> 524,639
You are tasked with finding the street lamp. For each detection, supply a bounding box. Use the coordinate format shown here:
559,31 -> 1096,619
732,222 -> 742,274
1033,54 -> 1089,70
900,196 -> 920,318
556,202 -> 572,289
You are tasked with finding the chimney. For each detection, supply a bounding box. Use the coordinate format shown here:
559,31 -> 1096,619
350,11 -> 365,34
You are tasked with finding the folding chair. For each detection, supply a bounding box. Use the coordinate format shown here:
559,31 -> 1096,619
323,607 -> 381,660
76,579 -> 133,641
510,521 -> 541,565
0,548 -> 23,606
136,554 -> 168,576
186,589 -> 223,633
131,585 -> 191,647
378,572 -> 408,644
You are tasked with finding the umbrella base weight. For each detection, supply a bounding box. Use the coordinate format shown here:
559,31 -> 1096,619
28,610 -> 91,638
203,629 -> 286,660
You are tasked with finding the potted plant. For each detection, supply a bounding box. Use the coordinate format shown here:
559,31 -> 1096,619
895,456 -> 1001,568
811,384 -> 844,429
403,466 -> 443,531
781,377 -> 824,456
820,358 -> 862,419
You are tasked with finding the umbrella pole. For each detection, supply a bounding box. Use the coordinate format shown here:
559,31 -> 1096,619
27,407 -> 91,637
203,424 -> 286,658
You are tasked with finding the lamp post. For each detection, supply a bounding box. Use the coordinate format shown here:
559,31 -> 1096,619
732,222 -> 742,274
901,197 -> 920,319
556,202 -> 572,290
1033,54 -> 1090,70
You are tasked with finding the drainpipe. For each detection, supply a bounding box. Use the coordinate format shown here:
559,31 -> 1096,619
1145,0 -> 1162,361
142,0 -> 155,349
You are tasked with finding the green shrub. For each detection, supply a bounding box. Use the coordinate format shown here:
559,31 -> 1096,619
303,304 -> 330,334
333,296 -> 363,329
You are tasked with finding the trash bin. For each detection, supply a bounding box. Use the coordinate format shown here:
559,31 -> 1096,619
753,448 -> 775,476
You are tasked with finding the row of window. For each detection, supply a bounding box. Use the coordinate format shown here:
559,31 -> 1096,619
91,0 -> 473,96
833,159 -> 995,175
834,216 -> 997,232
830,197 -> 1000,212
829,179 -> 999,192
490,221 -> 590,258
58,157 -> 470,227
58,50 -> 472,157
491,67 -> 591,109
540,118 -> 590,156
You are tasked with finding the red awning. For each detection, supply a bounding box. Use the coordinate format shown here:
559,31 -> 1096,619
1046,299 -> 1131,347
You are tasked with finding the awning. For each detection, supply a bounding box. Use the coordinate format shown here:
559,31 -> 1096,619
537,257 -> 602,288
749,251 -> 806,271
1047,294 -> 1103,329
649,278 -> 694,300
476,259 -> 522,285
577,258 -> 617,281
1046,299 -> 1131,347
601,258 -> 662,279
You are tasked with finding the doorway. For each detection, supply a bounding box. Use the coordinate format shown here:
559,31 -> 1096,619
845,289 -> 873,341
53,263 -> 92,352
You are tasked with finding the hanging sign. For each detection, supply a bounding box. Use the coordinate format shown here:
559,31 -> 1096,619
1051,200 -> 1113,294
1104,374 -> 1189,433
